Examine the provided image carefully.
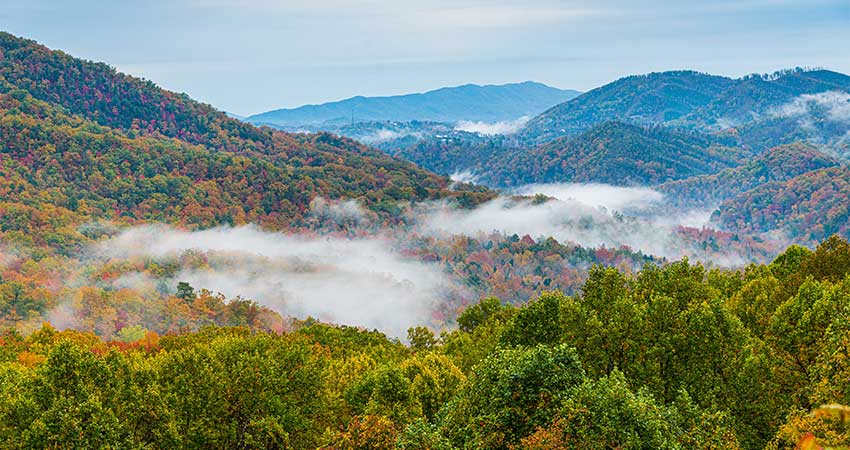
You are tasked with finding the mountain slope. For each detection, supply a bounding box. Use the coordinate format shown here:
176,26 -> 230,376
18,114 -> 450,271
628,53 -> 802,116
512,121 -> 747,186
520,68 -> 850,144
396,121 -> 747,187
658,143 -> 842,209
684,69 -> 850,128
247,82 -> 580,127
0,32 -> 494,252
715,166 -> 850,243
520,71 -> 733,143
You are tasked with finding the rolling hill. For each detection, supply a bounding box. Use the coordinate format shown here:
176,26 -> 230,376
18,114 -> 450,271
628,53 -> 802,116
394,121 -> 747,187
247,81 -> 580,127
519,71 -> 733,143
714,165 -> 850,243
0,32 -> 493,254
658,143 -> 842,210
520,68 -> 850,144
684,69 -> 850,128
504,121 -> 747,186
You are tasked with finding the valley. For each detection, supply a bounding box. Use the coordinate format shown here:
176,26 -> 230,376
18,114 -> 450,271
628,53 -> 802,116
0,9 -> 848,447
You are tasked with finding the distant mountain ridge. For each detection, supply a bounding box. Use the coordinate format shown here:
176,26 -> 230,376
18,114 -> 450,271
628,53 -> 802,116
248,82 -> 580,127
388,67 -> 850,190
520,68 -> 850,144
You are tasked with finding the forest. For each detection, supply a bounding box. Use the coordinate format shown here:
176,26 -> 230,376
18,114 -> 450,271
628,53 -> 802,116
0,236 -> 849,449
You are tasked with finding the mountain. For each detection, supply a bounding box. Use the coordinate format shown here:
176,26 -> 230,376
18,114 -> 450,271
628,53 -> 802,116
658,143 -> 842,210
714,165 -> 850,243
503,121 -> 747,186
684,69 -> 850,128
521,68 -> 850,144
0,32 -> 493,253
392,133 -> 518,183
395,121 -> 747,187
247,82 -> 580,127
520,71 -> 733,143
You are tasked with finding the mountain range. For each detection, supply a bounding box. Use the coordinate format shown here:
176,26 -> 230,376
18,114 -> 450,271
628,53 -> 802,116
247,82 -> 580,127
520,68 -> 850,144
363,67 -> 850,246
2,29 -> 849,249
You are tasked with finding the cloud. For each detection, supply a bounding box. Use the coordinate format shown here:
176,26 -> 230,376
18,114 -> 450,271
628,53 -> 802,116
449,170 -> 481,185
771,91 -> 850,123
357,128 -> 422,144
48,183 -> 765,338
454,116 -> 529,135
93,224 -> 461,338
415,190 -> 749,265
309,197 -> 368,224
52,184 -> 771,337
512,182 -> 664,212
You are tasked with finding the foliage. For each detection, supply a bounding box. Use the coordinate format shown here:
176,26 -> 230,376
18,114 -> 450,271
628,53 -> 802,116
0,237 -> 847,448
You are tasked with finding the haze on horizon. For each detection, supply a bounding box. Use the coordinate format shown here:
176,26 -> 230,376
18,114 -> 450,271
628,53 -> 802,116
2,0 -> 847,115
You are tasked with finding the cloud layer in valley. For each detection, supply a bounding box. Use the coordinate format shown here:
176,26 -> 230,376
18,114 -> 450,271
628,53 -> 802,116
91,225 -> 462,338
417,182 -> 750,265
454,116 -> 529,135
358,128 -> 422,144
771,91 -> 850,123
66,187 -> 761,337
512,182 -> 664,212
449,170 -> 481,185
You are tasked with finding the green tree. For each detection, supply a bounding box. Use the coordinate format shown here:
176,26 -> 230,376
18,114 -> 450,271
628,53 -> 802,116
438,344 -> 585,449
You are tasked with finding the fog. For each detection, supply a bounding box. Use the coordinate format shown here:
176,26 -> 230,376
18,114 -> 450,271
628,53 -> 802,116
454,116 -> 529,135
417,182 -> 748,265
772,91 -> 850,123
417,196 -> 738,263
449,170 -> 481,185
93,225 -> 461,338
70,184 -> 756,337
512,182 -> 664,212
358,128 -> 422,144
309,197 -> 368,224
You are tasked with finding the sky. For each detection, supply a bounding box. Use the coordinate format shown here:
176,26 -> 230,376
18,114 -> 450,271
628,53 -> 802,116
2,0 -> 848,116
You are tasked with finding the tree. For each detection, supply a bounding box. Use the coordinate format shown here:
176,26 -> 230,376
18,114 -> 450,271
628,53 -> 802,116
438,344 -> 585,449
175,281 -> 196,302
518,372 -> 741,450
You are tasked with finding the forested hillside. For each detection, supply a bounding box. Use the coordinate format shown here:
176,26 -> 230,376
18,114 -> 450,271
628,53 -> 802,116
0,29 -> 849,450
520,68 -> 850,144
658,143 -> 842,209
716,166 -> 850,243
0,237 -> 849,449
0,32 -> 494,248
397,121 -> 747,187
520,70 -> 733,143
684,69 -> 850,129
0,89 -> 492,252
498,121 -> 746,186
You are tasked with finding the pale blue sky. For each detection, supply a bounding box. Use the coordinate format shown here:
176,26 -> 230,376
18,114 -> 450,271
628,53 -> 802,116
2,0 -> 848,115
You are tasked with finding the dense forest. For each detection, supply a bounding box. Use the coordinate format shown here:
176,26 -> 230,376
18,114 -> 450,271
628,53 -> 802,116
0,237 -> 849,448
657,143 -> 842,210
716,166 -> 850,243
394,121 -> 747,187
